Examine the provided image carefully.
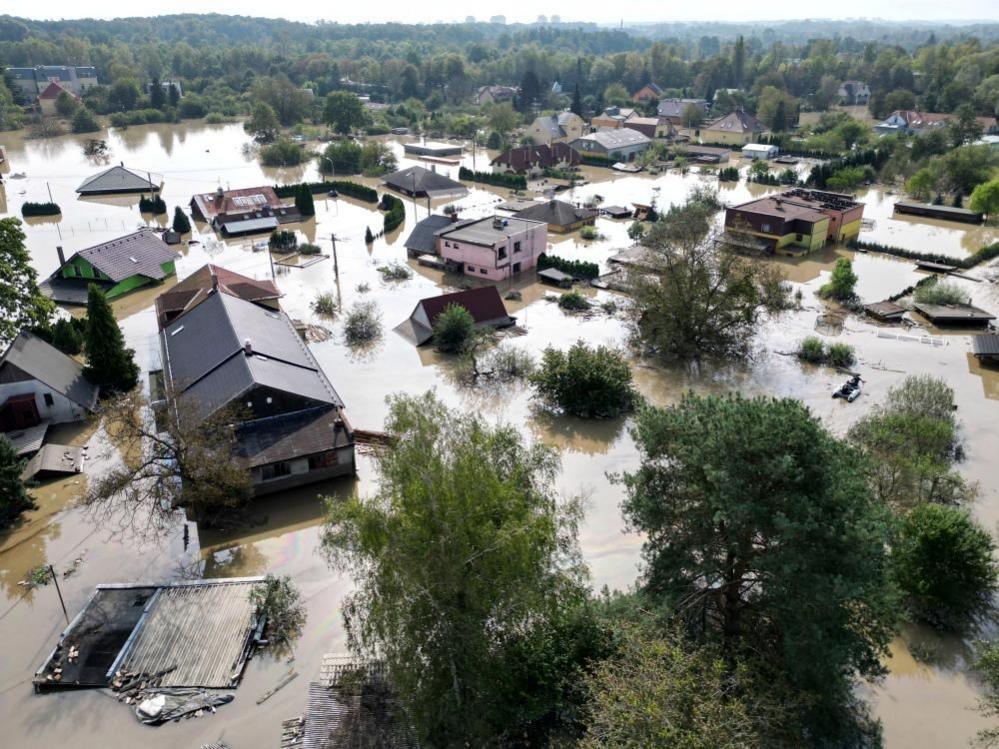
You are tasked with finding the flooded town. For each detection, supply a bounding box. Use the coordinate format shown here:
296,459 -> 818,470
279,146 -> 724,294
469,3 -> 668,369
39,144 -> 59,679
2,11 -> 999,749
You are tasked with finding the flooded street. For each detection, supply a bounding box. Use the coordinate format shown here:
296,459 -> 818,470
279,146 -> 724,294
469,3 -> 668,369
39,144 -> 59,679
1,120 -> 998,747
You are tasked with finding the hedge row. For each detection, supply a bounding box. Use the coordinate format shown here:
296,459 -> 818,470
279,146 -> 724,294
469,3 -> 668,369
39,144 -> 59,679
274,180 -> 377,203
806,143 -> 893,189
381,193 -> 406,233
538,253 -> 599,280
579,154 -> 615,168
139,195 -> 167,214
21,201 -> 61,216
458,166 -> 527,189
851,239 -> 999,271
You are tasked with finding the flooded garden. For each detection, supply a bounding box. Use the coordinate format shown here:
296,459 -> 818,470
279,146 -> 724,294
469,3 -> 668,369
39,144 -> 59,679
1,119 -> 998,747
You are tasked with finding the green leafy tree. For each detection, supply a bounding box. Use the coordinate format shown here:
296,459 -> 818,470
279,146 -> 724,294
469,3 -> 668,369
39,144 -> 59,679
249,574 -> 307,646
295,184 -> 315,217
432,304 -> 475,353
0,436 -> 35,528
941,145 -> 999,196
891,503 -> 997,630
849,376 -> 971,508
581,626 -> 770,748
948,103 -> 983,147
0,218 -> 54,346
107,78 -> 141,111
530,341 -> 638,418
321,140 -> 362,174
621,393 -> 898,740
358,141 -> 396,175
487,101 -> 518,136
322,392 -> 602,746
906,167 -> 939,201
245,101 -> 280,143
627,191 -> 789,361
323,91 -> 365,134
71,106 -> 100,133
732,35 -> 745,88
172,206 -> 191,234
83,284 -> 139,393
55,90 -> 79,117
259,139 -> 303,167
681,102 -> 704,128
971,178 -> 999,218
818,257 -> 858,301
975,642 -> 999,747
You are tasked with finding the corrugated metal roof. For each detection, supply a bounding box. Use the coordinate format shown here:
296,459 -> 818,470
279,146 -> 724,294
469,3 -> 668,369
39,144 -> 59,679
403,215 -> 453,254
117,579 -> 262,688
76,165 -> 159,194
0,331 -> 99,410
973,334 -> 999,357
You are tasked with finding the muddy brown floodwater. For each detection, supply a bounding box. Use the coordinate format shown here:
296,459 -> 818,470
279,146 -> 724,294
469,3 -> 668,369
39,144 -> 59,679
0,120 -> 997,748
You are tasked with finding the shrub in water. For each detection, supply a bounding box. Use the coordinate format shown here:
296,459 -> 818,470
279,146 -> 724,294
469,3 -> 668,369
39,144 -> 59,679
558,291 -> 591,311
826,342 -> 856,368
914,280 -> 967,306
344,301 -> 382,343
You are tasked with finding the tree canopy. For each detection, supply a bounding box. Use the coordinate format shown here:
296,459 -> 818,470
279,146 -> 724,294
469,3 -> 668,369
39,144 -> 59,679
322,392 -> 604,747
0,218 -> 54,347
621,393 -> 898,740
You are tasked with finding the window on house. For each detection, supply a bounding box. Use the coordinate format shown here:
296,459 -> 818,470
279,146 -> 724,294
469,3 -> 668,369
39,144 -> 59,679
43,393 -> 54,407
261,461 -> 292,480
513,241 -> 521,253
467,265 -> 475,272
761,223 -> 772,233
498,246 -> 507,259
480,268 -> 487,275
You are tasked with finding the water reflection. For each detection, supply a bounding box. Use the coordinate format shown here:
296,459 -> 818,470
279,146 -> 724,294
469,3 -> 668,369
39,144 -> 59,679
529,408 -> 627,456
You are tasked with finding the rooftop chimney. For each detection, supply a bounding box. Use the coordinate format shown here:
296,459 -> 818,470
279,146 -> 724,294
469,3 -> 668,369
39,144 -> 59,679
244,338 -> 252,356
210,267 -> 219,292
56,245 -> 65,266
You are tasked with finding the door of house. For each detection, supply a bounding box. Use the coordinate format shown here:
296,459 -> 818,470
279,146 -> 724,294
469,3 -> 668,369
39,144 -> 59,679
512,262 -> 521,273
0,393 -> 40,431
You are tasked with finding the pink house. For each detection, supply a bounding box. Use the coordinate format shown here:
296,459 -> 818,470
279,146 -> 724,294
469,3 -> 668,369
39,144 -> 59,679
437,216 -> 547,281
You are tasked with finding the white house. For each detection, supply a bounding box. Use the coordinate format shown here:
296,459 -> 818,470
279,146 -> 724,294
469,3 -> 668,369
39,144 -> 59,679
742,143 -> 779,160
0,331 -> 99,432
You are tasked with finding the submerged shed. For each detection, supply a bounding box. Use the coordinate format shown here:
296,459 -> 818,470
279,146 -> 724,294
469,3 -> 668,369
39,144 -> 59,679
972,334 -> 999,362
913,302 -> 996,326
35,578 -> 264,691
77,165 -> 161,195
864,301 -> 906,322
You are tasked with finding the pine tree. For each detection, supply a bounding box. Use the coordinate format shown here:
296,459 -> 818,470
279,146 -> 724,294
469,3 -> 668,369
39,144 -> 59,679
83,285 -> 139,394
0,436 -> 34,528
295,184 -> 316,217
172,206 -> 191,234
571,83 -> 583,116
773,100 -> 788,133
150,76 -> 165,110
365,226 -> 374,244
167,83 -> 180,108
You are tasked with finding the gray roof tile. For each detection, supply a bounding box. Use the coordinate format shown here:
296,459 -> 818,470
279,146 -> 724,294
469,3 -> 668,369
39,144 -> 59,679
0,331 -> 99,410
71,229 -> 177,283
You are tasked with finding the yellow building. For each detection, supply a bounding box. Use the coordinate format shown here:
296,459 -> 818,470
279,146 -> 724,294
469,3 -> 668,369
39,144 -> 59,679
700,109 -> 767,146
725,195 -> 831,255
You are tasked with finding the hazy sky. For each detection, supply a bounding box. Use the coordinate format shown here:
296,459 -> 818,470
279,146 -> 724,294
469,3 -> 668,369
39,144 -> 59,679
10,2 -> 998,25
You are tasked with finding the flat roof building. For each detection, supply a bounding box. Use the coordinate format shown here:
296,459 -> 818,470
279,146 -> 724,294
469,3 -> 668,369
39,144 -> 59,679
725,189 -> 864,254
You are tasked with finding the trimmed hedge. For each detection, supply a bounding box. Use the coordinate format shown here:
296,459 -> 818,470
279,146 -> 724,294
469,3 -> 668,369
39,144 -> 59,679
458,166 -> 527,189
381,193 -> 406,233
851,239 -> 999,271
718,166 -> 740,182
274,180 -> 377,204
538,253 -> 599,280
21,201 -> 61,217
806,143 -> 893,189
579,154 -> 615,168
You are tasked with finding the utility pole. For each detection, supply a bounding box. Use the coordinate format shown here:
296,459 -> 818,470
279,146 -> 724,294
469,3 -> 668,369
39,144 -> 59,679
46,182 -> 53,203
49,565 -> 69,625
331,233 -> 343,311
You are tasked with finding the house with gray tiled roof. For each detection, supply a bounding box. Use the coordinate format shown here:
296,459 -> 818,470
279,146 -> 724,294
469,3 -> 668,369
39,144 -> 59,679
159,291 -> 355,495
41,230 -> 178,304
5,65 -> 98,102
569,128 -> 651,161
77,164 -> 161,195
525,111 -> 586,146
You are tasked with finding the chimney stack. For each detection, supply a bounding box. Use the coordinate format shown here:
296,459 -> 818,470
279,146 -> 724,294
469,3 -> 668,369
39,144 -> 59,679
244,338 -> 252,356
210,267 -> 219,292
56,245 -> 65,266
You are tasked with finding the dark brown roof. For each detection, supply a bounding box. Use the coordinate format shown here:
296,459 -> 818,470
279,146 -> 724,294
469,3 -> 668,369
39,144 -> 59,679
190,186 -> 283,220
491,143 -> 581,172
400,286 -> 513,345
914,302 -> 996,324
704,109 -> 766,134
155,264 -> 281,328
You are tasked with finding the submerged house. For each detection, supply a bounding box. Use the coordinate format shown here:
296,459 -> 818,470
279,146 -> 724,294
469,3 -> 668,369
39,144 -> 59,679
397,287 -> 514,345
382,165 -> 467,198
0,331 -> 99,433
525,112 -> 587,146
568,128 -> 651,162
403,214 -> 456,258
40,229 -> 178,305
701,110 -> 768,146
160,291 -> 355,495
725,189 -> 864,254
189,186 -> 301,236
513,199 -> 597,233
491,143 -> 581,176
437,215 -> 547,280
155,263 -> 281,328
76,164 -> 160,195
38,81 -> 79,116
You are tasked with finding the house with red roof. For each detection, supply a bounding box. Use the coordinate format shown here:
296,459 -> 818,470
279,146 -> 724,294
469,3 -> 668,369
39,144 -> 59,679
396,287 -> 515,345
38,81 -> 79,116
